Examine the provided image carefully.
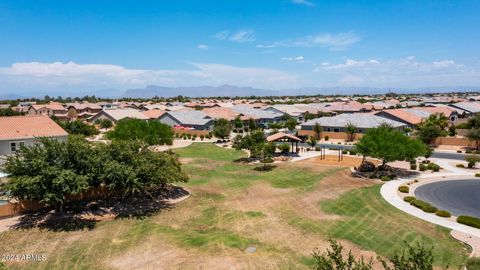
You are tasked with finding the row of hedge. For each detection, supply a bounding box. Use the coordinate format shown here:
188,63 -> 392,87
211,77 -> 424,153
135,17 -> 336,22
457,215 -> 480,229
403,196 -> 452,217
174,133 -> 212,140
402,191 -> 480,228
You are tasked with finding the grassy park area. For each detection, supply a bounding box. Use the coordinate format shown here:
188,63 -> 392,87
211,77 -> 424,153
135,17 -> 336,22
0,143 -> 469,269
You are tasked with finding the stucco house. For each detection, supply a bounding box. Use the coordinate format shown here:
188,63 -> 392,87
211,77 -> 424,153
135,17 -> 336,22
28,103 -> 67,118
0,115 -> 68,156
299,113 -> 406,139
157,111 -> 214,130
89,109 -> 149,124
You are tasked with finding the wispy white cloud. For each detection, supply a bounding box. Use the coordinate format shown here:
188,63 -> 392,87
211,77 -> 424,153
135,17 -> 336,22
291,0 -> 314,6
281,56 -> 304,62
197,44 -> 209,50
256,31 -> 360,51
214,30 -> 256,43
0,61 -> 299,93
214,30 -> 230,40
313,56 -> 479,87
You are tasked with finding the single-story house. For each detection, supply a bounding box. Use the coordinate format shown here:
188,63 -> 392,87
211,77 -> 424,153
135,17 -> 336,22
157,111 -> 214,131
374,107 -> 458,127
0,115 -> 68,156
300,113 -> 406,137
89,109 -> 149,124
448,102 -> 480,116
202,107 -> 248,121
230,105 -> 284,126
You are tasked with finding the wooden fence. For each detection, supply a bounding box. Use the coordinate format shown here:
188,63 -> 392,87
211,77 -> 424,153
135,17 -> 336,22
0,186 -> 109,219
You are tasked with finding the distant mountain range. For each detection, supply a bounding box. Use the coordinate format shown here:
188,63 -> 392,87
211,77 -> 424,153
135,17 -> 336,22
2,85 -> 480,100
121,84 -> 280,98
121,85 -> 480,98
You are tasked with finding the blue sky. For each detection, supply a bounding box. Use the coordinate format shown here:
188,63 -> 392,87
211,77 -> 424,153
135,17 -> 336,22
1,0 -> 480,96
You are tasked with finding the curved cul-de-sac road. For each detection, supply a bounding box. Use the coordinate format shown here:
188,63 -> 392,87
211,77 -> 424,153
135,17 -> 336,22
414,180 -> 480,218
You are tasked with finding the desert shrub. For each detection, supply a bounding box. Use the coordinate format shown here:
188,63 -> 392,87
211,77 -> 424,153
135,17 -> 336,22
381,176 -> 391,181
466,149 -> 473,154
457,150 -> 462,153
403,196 -> 416,202
337,142 -> 341,144
457,215 -> 480,229
358,161 -> 375,172
324,135 -> 329,141
419,164 -> 426,171
342,149 -> 348,155
349,149 -> 357,155
435,210 -> 451,218
278,143 -> 291,154
456,164 -> 465,168
315,146 -> 321,151
398,186 -> 409,193
426,163 -> 439,170
200,135 -> 205,140
410,163 -> 417,170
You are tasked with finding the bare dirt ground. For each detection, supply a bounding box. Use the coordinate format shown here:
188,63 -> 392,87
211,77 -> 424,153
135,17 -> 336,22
301,155 -> 380,167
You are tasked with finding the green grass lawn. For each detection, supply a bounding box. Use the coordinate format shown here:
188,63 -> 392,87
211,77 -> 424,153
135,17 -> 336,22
0,143 -> 469,269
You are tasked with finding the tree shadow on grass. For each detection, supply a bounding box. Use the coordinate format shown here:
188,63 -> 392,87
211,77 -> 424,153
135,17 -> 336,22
253,164 -> 277,172
12,209 -> 98,232
233,157 -> 254,163
11,186 -> 190,231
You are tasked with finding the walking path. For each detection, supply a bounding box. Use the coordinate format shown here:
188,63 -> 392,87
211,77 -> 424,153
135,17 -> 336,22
380,158 -> 480,256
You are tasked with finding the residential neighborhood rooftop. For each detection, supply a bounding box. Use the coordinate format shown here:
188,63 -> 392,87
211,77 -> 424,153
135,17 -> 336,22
0,115 -> 68,140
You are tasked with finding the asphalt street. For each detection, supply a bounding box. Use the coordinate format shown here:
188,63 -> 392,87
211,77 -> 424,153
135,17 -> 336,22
415,180 -> 480,218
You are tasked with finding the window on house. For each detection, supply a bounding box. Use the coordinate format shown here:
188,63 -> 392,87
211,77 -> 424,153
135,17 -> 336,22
10,142 -> 16,152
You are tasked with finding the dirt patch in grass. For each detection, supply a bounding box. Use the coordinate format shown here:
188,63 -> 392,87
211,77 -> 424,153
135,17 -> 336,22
301,155 -> 379,167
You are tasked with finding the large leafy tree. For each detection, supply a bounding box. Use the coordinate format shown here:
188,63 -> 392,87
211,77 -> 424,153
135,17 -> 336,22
0,108 -> 24,116
5,136 -> 188,213
466,128 -> 480,150
466,113 -> 480,129
5,136 -> 94,213
417,125 -> 443,145
233,129 -> 267,158
284,117 -> 299,131
233,116 -> 243,132
248,118 -> 257,131
213,118 -> 232,140
106,118 -> 173,146
416,113 -> 448,144
356,125 -> 427,167
58,120 -> 99,136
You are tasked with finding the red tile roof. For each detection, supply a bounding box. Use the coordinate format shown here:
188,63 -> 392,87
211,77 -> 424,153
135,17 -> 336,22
0,115 -> 68,140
